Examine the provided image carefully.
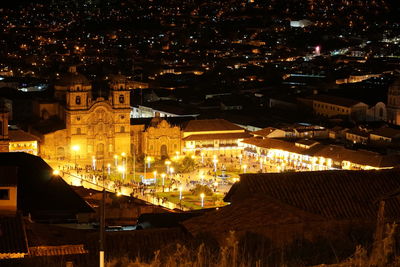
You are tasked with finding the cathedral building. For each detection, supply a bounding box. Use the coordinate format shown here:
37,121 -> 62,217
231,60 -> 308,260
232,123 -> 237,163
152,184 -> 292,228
35,67 -> 131,162
387,78 -> 400,125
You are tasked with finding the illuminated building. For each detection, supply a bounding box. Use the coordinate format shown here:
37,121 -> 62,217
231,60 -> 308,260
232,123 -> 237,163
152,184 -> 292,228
0,107 -> 9,152
387,79 -> 400,125
8,129 -> 39,155
243,136 -> 400,171
35,67 -> 131,161
182,119 -> 251,157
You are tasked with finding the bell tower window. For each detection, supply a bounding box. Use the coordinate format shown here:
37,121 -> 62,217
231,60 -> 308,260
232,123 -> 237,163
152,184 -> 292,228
119,95 -> 124,104
76,96 -> 81,105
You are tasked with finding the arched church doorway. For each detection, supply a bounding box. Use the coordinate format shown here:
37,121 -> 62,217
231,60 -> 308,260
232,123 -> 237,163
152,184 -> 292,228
57,147 -> 65,160
160,144 -> 168,158
96,143 -> 105,159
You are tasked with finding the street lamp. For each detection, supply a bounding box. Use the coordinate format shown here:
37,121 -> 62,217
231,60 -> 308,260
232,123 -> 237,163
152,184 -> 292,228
107,163 -> 111,176
213,181 -> 218,192
200,193 -> 205,208
92,156 -> 96,170
170,167 -> 174,177
161,173 -> 166,191
259,157 -> 263,170
179,186 -> 183,209
117,165 -> 126,179
146,156 -> 152,169
239,154 -> 242,165
242,164 -> 247,174
179,186 -> 183,200
165,160 -> 171,174
153,170 -> 157,179
72,145 -> 80,169
201,152 -> 204,164
212,157 -> 218,174
114,154 -> 118,167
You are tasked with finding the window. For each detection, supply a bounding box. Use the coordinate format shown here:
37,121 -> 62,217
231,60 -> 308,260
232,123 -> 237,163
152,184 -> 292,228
120,126 -> 125,133
76,96 -> 81,105
379,108 -> 384,117
76,116 -> 81,121
0,189 -> 10,200
120,115 -> 125,119
120,85 -> 124,90
76,86 -> 80,90
76,128 -> 81,134
119,94 -> 124,104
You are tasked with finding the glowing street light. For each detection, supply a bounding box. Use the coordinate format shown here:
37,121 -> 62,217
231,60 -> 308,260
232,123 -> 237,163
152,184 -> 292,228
200,173 -> 205,184
161,173 -> 166,192
53,169 -> 60,176
213,181 -> 218,192
259,157 -> 263,170
242,164 -> 247,174
153,170 -> 157,179
117,165 -> 126,179
165,160 -> 171,174
121,152 -> 126,168
146,156 -> 152,168
92,156 -> 96,170
107,163 -> 111,176
72,145 -> 80,169
239,154 -> 242,165
114,154 -> 118,167
170,167 -> 174,177
212,157 -> 218,173
200,193 -> 205,208
201,152 -> 205,164
179,186 -> 183,200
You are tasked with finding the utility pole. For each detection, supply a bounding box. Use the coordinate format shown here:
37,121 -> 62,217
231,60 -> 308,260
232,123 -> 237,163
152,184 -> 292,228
99,166 -> 105,267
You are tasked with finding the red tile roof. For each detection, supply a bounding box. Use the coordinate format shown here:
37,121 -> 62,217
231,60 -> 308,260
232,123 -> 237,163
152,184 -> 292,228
183,119 -> 244,132
183,132 -> 251,141
225,170 -> 400,220
9,130 -> 40,142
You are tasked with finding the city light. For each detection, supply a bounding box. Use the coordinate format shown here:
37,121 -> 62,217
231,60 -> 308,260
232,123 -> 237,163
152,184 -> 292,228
200,193 -> 205,208
53,169 -> 60,175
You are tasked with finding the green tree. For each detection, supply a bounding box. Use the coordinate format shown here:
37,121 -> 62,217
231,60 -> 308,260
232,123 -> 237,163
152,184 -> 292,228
190,184 -> 213,196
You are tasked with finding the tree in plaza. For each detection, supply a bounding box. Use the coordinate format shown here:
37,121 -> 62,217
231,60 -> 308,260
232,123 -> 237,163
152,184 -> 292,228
190,184 -> 213,196
174,156 -> 197,173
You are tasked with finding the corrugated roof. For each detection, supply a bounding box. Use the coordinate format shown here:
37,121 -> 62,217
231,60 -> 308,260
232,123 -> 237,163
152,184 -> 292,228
0,215 -> 28,255
225,170 -> 400,220
183,119 -> 244,132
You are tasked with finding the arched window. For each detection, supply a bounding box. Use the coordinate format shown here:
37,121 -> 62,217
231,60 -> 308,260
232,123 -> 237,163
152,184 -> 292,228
119,94 -> 124,104
120,85 -> 124,90
379,108 -> 384,118
76,96 -> 81,105
76,128 -> 81,134
76,86 -> 80,91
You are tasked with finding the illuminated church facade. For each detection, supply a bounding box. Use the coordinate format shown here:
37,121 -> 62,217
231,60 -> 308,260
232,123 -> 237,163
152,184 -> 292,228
37,67 -> 131,162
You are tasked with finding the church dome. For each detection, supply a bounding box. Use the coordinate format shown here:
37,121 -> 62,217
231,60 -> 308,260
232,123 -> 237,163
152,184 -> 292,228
108,73 -> 127,84
388,78 -> 400,96
56,72 -> 91,87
